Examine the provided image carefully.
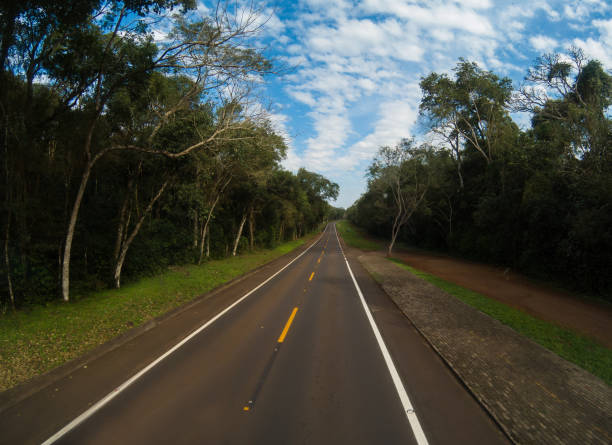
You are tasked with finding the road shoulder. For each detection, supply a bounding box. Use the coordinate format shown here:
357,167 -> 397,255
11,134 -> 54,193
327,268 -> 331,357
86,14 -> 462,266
358,252 -> 612,445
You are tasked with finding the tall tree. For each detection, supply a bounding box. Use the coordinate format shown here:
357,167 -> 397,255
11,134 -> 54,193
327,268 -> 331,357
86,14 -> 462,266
47,3 -> 272,301
368,140 -> 430,256
419,59 -> 515,187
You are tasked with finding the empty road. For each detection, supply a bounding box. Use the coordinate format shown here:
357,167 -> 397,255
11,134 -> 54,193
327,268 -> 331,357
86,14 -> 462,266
1,224 -> 508,444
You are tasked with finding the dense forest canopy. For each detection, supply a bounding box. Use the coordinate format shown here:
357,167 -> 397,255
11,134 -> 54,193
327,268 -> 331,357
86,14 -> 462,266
0,1 -> 339,309
349,51 -> 612,299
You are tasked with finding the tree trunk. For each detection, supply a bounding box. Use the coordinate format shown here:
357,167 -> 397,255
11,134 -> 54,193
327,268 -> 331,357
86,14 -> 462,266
452,133 -> 464,189
192,209 -> 198,249
205,224 -> 210,258
4,211 -> 14,310
114,179 -> 169,288
232,211 -> 247,256
198,177 -> 231,264
113,180 -> 133,262
61,159 -> 93,301
248,206 -> 254,251
61,113 -> 102,302
198,195 -> 221,265
2,111 -> 14,310
387,213 -> 401,256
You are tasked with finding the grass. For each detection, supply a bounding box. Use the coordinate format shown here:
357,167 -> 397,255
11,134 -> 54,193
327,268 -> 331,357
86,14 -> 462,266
335,220 -> 383,251
0,237 -> 311,392
389,258 -> 612,385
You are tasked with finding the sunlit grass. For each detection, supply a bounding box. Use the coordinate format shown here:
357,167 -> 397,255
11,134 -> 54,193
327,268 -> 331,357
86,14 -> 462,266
389,258 -> 612,385
0,237 -> 311,392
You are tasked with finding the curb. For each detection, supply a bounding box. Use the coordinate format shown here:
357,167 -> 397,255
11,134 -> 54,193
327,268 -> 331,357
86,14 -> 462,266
0,236 -> 318,414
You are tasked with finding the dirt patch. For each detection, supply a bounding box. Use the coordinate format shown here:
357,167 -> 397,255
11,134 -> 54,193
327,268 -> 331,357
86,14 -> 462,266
390,249 -> 612,348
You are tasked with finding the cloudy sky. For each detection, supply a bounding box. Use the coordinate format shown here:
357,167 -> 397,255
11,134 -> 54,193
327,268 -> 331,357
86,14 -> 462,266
218,0 -> 612,208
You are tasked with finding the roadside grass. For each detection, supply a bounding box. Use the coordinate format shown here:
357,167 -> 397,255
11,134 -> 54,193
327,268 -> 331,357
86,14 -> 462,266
389,258 -> 612,385
0,237 -> 311,392
335,220 -> 383,251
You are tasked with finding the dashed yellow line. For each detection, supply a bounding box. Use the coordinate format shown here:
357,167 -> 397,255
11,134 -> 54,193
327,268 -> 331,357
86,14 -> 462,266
277,307 -> 298,343
309,272 -> 315,281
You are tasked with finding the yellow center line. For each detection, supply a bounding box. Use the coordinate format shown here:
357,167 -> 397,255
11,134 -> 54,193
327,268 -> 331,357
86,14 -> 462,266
317,257 -> 321,264
309,271 -> 315,281
277,307 -> 298,343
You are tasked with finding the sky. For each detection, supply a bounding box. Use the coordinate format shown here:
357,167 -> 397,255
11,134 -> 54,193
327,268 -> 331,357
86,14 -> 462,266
200,0 -> 612,208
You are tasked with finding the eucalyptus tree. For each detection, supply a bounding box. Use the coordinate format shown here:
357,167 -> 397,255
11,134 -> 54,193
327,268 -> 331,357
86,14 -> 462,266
38,2 -> 274,301
419,60 -> 515,187
225,125 -> 286,256
368,139 -> 430,256
514,46 -> 612,171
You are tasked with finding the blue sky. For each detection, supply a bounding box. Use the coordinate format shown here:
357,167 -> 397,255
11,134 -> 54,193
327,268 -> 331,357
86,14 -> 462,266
196,0 -> 612,208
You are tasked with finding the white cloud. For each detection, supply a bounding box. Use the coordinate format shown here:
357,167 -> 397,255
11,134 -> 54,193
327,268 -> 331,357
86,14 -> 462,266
288,90 -> 316,106
573,18 -> 612,67
563,0 -> 609,21
573,38 -> 612,67
361,1 -> 496,36
306,19 -> 424,62
529,35 -> 559,52
264,0 -> 612,207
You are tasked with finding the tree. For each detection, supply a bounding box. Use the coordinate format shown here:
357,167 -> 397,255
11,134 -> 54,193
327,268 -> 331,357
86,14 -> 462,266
514,46 -> 612,171
420,59 -> 515,188
46,3 -> 273,301
368,140 -> 430,256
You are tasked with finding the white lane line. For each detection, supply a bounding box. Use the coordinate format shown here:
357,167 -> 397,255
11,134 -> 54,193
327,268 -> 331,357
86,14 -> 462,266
333,224 -> 429,445
42,228 -> 327,445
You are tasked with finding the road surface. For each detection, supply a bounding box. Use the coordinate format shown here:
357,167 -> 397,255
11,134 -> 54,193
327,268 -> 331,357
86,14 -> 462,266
0,224 -> 508,444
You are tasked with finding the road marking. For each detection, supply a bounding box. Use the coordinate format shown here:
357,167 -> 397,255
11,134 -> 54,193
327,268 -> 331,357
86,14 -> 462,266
277,307 -> 298,343
317,258 -> 321,264
42,230 -> 326,445
309,272 -> 315,281
333,224 -> 429,445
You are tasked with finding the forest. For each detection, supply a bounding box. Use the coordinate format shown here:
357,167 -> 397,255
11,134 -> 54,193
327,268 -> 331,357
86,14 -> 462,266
0,1 -> 339,310
349,52 -> 612,300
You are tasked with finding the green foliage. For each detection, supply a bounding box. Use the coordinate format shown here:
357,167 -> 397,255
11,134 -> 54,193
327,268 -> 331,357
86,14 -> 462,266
0,2 -> 338,309
350,55 -> 612,300
389,258 -> 612,385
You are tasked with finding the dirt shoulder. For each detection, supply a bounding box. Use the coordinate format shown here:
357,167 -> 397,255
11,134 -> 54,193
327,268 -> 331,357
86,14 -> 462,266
391,249 -> 612,348
359,253 -> 612,445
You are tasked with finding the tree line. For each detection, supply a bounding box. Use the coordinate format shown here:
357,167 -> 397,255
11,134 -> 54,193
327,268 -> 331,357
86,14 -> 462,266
0,1 -> 339,310
349,49 -> 611,300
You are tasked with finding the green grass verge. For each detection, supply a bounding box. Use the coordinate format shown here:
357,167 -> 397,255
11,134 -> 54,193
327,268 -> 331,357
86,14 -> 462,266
389,258 -> 612,385
335,220 -> 383,251
0,237 -> 311,392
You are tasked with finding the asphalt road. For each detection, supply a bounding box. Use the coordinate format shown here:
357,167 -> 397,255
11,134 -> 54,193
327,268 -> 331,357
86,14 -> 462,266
1,224 -> 509,444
